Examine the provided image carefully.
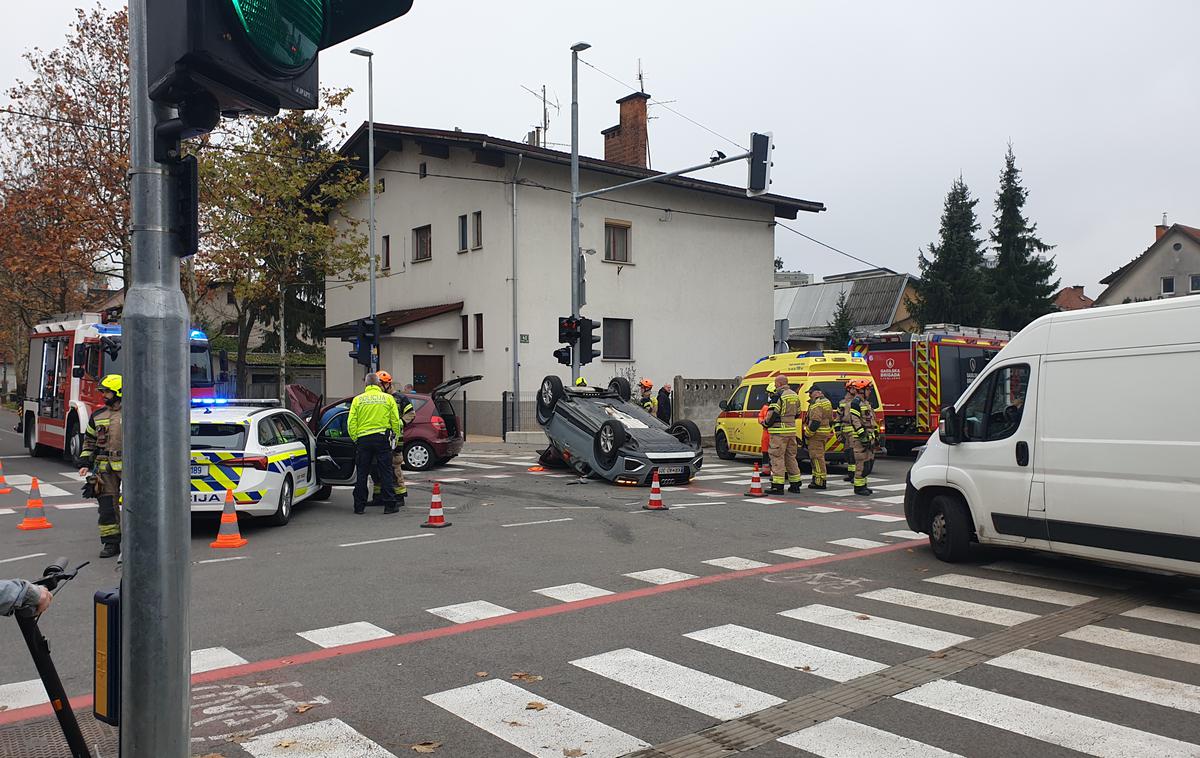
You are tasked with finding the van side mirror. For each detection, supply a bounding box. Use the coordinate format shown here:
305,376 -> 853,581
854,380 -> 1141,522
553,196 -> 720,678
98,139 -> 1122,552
938,407 -> 961,445
718,400 -> 727,411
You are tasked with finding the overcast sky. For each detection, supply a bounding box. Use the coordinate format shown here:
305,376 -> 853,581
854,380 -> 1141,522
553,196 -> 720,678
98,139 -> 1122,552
4,1 -> 1198,295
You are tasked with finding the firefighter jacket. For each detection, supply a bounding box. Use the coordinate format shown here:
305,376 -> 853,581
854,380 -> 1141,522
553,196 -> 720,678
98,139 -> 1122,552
638,392 -> 654,413
392,393 -> 416,428
845,397 -> 871,441
81,404 -> 123,473
806,396 -> 835,434
348,386 -> 401,441
834,396 -> 852,435
766,387 -> 801,435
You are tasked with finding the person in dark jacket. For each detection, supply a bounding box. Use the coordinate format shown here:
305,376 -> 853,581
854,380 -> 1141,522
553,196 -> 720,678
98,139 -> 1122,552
656,384 -> 672,424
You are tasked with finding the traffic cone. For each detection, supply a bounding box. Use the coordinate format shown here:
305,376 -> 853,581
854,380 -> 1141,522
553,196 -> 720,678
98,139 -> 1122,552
643,469 -> 668,511
210,489 -> 247,548
0,460 -> 12,495
745,463 -> 766,498
16,477 -> 52,530
420,482 -> 452,528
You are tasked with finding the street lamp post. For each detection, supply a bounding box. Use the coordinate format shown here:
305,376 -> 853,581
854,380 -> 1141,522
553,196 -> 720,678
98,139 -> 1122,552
569,41 -> 590,383
351,47 -> 379,372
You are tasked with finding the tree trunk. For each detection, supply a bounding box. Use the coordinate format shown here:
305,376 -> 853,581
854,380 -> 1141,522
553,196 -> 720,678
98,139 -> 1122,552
236,312 -> 252,398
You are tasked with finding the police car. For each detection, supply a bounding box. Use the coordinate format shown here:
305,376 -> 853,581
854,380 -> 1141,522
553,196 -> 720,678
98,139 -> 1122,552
189,399 -> 354,525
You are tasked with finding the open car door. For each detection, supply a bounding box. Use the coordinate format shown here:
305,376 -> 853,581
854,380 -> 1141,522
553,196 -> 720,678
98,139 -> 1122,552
314,404 -> 356,485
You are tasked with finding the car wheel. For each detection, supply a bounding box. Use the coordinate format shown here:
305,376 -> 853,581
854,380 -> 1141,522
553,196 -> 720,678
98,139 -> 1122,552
668,420 -> 702,450
608,377 -> 632,401
25,415 -> 48,458
536,375 -> 565,425
265,476 -> 294,527
405,440 -> 436,471
715,432 -> 736,460
928,494 -> 972,562
65,416 -> 83,467
593,420 -> 627,470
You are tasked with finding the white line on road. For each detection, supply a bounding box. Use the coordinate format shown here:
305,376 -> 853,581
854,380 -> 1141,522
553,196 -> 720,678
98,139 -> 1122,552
923,573 -> 1094,606
297,621 -> 394,648
882,530 -> 924,540
533,583 -> 614,602
191,646 -> 250,673
857,514 -> 907,522
703,556 -> 770,571
780,717 -> 964,757
570,647 -> 783,720
433,477 -> 469,483
241,718 -> 397,758
50,502 -> 94,510
874,495 -> 907,504
482,474 -> 513,478
623,568 -> 698,585
1063,625 -> 1200,665
895,679 -> 1198,758
770,547 -> 834,560
696,491 -> 733,497
800,506 -> 842,513
524,506 -> 599,510
426,600 -> 515,624
501,517 -> 573,528
981,560 -> 1131,589
857,587 -> 1038,626
338,534 -> 434,548
685,624 -> 887,683
424,679 -> 648,757
779,604 -> 970,651
814,489 -> 857,497
455,453 -> 508,458
744,497 -> 787,504
866,483 -> 908,492
195,556 -> 247,565
0,509 -> 14,515
671,501 -> 727,507
1122,605 -> 1200,630
0,455 -> 31,459
0,679 -> 47,711
452,460 -> 504,469
828,538 -> 888,549
0,552 -> 46,564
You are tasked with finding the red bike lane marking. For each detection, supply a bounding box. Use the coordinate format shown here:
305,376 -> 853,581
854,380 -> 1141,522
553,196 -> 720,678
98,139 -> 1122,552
0,539 -> 924,725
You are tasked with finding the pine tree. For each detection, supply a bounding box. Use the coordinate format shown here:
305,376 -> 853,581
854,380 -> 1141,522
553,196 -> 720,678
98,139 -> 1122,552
987,144 -> 1058,331
825,288 -> 855,350
908,176 -> 991,328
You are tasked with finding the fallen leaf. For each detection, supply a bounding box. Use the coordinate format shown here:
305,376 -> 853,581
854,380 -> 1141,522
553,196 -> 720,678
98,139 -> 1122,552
905,549 -> 914,553
797,665 -> 813,672
275,739 -> 296,749
506,720 -> 525,727
855,614 -> 871,620
526,701 -> 547,711
475,671 -> 489,678
411,742 -> 442,753
255,682 -> 267,686
295,703 -> 315,713
928,652 -> 947,659
511,671 -> 543,682
225,732 -> 253,744
563,749 -> 586,757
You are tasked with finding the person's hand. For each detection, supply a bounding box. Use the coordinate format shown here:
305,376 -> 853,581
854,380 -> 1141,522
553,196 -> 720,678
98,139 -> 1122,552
78,467 -> 89,477
32,585 -> 51,616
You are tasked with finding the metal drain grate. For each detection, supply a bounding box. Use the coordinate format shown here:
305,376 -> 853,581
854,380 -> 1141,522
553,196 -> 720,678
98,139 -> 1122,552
0,710 -> 118,758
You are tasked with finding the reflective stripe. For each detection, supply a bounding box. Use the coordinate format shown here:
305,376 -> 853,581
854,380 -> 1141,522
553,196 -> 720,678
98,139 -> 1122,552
768,427 -> 797,434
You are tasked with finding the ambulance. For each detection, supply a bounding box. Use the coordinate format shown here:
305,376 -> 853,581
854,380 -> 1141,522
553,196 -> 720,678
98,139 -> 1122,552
714,351 -> 884,467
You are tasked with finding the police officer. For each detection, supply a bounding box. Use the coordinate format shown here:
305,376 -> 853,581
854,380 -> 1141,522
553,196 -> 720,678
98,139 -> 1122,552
348,373 -> 401,514
78,374 -> 123,558
763,375 -> 802,494
805,386 -> 834,489
371,371 -> 415,507
845,379 -> 874,496
637,379 -> 654,413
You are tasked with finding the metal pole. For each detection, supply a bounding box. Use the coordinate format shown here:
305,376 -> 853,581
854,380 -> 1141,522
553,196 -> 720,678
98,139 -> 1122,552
367,53 -> 379,371
124,0 -> 191,754
510,155 -> 523,431
569,43 -> 589,383
576,151 -> 750,201
278,283 -> 286,403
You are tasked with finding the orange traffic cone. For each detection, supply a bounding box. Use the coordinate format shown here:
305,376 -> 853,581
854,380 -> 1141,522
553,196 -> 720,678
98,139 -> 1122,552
0,460 -> 12,495
210,489 -> 247,548
420,482 -> 452,528
16,477 -> 52,530
643,469 -> 668,511
745,463 -> 766,498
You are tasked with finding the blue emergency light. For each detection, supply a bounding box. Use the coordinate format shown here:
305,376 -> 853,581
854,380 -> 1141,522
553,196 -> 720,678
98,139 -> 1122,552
189,329 -> 209,341
852,352 -> 863,358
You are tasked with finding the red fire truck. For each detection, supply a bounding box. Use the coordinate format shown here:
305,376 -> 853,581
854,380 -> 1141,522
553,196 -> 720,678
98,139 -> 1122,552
852,325 -> 1012,455
23,313 -> 218,464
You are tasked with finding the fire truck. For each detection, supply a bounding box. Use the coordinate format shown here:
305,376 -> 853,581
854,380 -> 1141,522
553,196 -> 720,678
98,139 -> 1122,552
851,324 -> 1012,455
23,313 -> 218,464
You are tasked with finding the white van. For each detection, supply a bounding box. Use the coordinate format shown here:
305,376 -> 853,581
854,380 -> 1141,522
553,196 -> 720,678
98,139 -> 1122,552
904,296 -> 1200,577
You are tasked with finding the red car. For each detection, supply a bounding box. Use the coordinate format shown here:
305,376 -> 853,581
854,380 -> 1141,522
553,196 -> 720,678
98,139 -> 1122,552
308,376 -> 481,475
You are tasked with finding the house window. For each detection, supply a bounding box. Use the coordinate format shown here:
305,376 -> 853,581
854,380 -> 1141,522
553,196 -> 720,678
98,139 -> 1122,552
604,220 -> 631,263
226,290 -> 236,305
1191,274 -> 1200,293
458,214 -> 469,253
1161,276 -> 1175,295
221,322 -> 238,337
602,318 -> 632,360
412,225 -> 432,262
381,234 -> 391,270
460,315 -> 469,351
419,162 -> 428,179
474,313 -> 484,350
471,211 -> 483,249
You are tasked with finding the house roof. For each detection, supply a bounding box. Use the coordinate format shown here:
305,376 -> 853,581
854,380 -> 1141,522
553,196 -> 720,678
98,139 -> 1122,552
775,273 -> 911,338
1052,286 -> 1094,311
324,301 -> 463,339
1099,224 -> 1200,286
337,123 -> 825,220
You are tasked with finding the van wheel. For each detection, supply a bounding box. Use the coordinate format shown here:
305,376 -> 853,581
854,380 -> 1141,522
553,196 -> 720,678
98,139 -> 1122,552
928,494 -> 971,562
715,432 -> 736,460
65,416 -> 84,467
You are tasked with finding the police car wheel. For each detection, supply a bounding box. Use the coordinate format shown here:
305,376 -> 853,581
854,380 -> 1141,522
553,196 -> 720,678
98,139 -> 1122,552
405,441 -> 436,471
265,477 -> 293,527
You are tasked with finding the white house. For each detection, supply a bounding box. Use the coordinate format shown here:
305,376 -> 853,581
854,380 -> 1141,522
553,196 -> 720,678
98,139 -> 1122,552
1095,222 -> 1200,306
324,94 -> 824,434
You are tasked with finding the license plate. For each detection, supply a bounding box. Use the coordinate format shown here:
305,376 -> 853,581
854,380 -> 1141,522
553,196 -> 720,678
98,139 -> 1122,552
190,465 -> 207,477
658,465 -> 685,475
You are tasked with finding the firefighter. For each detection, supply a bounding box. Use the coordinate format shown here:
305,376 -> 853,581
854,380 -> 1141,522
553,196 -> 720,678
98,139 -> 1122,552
636,379 -> 654,412
860,383 -> 879,477
838,382 -> 856,483
78,374 -> 123,558
845,379 -> 874,496
805,386 -> 834,489
370,371 -> 415,507
762,375 -> 802,494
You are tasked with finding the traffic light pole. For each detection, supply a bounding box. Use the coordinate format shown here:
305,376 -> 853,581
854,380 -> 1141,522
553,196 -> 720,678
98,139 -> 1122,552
125,0 -> 192,753
569,43 -> 586,383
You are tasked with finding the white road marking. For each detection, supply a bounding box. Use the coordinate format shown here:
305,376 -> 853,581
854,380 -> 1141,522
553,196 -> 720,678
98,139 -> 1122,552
452,460 -> 503,469
857,514 -> 907,522
433,477 -> 469,483
988,648 -> 1200,714
0,509 -> 14,515
814,489 -> 857,497
670,501 -> 727,507
10,480 -> 72,497
828,538 -> 887,549
424,679 -> 648,757
866,483 -> 908,492
524,506 -> 599,510
623,568 -> 698,585
685,624 -> 887,682
338,534 -> 433,548
0,679 -> 47,710
694,474 -> 735,481
570,648 -> 783,720
196,556 -> 247,565
455,453 -> 507,458
296,621 -> 393,648
981,560 -> 1131,589
241,718 -> 397,758
426,600 -> 515,624
874,495 -> 907,504
882,530 -> 925,540
0,455 -> 31,459
800,505 -> 842,513
191,647 -> 250,673
482,474 -> 513,479
780,604 -> 970,651
501,517 -> 573,528
1063,625 -> 1200,665
702,556 -> 770,571
0,552 -> 46,564
1122,605 -> 1200,631
770,547 -> 834,560
744,497 -> 786,504
858,588 -> 1038,626
780,717 -> 964,757
895,679 -> 1199,758
50,502 -> 93,510
533,583 -> 614,602
697,491 -> 734,497
923,573 -> 1094,606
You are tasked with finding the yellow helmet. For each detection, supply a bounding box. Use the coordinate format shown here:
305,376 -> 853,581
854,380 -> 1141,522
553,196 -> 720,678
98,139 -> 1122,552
575,377 -> 587,386
99,374 -> 122,398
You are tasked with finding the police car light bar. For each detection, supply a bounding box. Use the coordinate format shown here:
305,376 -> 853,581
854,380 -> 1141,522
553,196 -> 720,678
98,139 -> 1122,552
190,398 -> 280,408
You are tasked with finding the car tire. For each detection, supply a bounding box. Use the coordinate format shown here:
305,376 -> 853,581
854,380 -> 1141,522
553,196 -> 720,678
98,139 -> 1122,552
668,419 -> 702,451
404,440 -> 437,471
25,415 -> 48,458
715,432 -> 736,460
265,476 -> 294,527
309,484 -> 332,501
536,375 -> 565,425
928,494 -> 972,562
594,420 -> 627,470
608,377 -> 632,402
65,416 -> 84,468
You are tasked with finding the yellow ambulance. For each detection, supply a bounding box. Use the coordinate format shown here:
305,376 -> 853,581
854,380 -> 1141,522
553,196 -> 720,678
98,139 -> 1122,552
713,350 -> 884,464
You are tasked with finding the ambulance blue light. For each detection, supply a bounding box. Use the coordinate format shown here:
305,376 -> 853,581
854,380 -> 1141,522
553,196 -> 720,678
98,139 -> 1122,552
189,329 -> 209,341
95,324 -> 121,335
852,352 -> 863,358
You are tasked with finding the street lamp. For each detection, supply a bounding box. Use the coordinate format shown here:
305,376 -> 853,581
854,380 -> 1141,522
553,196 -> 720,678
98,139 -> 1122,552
351,46 -> 379,371
569,41 -> 590,383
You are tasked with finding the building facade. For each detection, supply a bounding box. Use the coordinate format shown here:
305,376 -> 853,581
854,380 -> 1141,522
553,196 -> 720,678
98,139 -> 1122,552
1095,223 -> 1200,306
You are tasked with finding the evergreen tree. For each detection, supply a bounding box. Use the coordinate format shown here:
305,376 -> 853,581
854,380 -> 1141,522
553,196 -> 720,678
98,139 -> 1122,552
825,288 -> 855,350
908,176 -> 991,327
987,144 -> 1058,330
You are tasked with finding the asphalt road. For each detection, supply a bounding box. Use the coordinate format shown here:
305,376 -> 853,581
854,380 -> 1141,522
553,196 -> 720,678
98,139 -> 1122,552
0,409 -> 1197,758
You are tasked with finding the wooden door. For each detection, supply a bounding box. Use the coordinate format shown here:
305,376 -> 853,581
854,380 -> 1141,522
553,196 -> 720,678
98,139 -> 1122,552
412,355 -> 444,394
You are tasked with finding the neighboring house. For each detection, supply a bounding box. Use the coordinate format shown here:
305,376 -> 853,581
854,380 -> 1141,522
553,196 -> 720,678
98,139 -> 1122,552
1052,285 -> 1094,311
774,270 -> 813,288
774,269 -> 918,350
1095,223 -> 1200,306
323,93 -> 825,434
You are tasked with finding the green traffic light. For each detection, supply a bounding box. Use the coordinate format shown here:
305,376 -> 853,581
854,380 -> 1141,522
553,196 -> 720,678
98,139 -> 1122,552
227,0 -> 324,73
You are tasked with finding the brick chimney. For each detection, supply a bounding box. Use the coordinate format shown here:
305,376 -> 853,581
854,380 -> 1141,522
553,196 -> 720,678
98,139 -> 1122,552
602,92 -> 651,168
1155,223 -> 1170,241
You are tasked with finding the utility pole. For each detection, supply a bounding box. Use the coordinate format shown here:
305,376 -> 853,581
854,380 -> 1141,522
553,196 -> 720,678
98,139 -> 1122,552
569,42 -> 590,383
351,47 -> 379,371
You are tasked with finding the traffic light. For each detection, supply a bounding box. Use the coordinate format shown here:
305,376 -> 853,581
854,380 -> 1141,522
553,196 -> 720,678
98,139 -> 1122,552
348,317 -> 376,368
557,316 -> 580,344
147,1 -> 415,117
747,131 -> 774,197
553,346 -> 572,366
578,318 -> 602,366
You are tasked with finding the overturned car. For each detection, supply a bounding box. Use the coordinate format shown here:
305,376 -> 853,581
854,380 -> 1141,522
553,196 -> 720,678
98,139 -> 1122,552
536,375 -> 703,485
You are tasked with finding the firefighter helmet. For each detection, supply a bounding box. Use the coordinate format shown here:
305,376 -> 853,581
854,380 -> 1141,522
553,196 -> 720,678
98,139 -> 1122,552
99,374 -> 122,398
639,378 -> 653,390
848,379 -> 872,391
575,377 -> 587,387
376,370 -> 393,384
